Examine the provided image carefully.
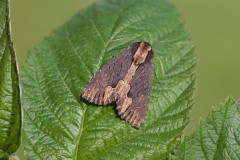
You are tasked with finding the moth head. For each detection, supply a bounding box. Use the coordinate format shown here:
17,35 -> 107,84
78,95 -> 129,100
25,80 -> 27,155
133,42 -> 152,65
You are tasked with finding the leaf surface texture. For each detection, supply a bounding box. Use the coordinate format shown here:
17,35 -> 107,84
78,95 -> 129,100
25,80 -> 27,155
22,0 -> 195,159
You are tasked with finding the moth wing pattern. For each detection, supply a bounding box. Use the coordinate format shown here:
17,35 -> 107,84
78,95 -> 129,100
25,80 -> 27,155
117,50 -> 154,128
82,43 -> 139,105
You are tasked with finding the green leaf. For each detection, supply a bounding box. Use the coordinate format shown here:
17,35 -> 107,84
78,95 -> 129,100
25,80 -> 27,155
0,0 -> 22,159
172,97 -> 240,160
22,0 -> 195,159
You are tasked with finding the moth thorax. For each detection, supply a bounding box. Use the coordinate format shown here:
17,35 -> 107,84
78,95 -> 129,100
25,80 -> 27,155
133,42 -> 151,65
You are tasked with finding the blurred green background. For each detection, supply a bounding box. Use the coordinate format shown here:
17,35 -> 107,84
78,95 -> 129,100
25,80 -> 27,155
10,0 -> 240,159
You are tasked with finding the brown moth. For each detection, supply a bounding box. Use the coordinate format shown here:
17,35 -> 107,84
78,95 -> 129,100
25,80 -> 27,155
82,41 -> 153,128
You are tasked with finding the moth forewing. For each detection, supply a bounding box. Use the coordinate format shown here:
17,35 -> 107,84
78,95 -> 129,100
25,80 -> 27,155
82,41 -> 153,128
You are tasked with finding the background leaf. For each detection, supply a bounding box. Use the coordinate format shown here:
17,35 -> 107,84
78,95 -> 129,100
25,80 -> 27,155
22,0 -> 195,159
0,0 -> 21,159
172,97 -> 240,160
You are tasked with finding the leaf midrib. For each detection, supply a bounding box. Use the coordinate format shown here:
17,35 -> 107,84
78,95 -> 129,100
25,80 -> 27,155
212,99 -> 231,159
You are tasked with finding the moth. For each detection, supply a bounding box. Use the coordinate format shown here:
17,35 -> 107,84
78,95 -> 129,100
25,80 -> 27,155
82,41 -> 153,128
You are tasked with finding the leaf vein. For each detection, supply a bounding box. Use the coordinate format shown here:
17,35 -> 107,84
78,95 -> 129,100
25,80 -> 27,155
64,26 -> 93,76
